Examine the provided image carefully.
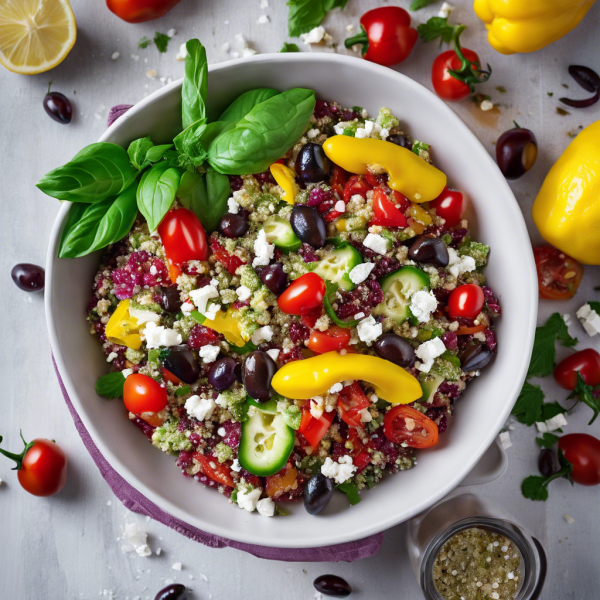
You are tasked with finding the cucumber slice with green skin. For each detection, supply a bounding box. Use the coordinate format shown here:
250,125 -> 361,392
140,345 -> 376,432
263,215 -> 301,253
419,373 -> 444,403
247,395 -> 278,414
311,243 -> 363,291
372,266 -> 430,324
238,408 -> 295,476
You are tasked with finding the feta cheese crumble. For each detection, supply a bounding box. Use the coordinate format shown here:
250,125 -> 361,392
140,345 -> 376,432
189,284 -> 219,313
251,325 -> 274,346
356,316 -> 382,345
349,262 -> 375,285
231,458 -> 242,472
199,344 -> 220,363
237,487 -> 262,512
310,396 -> 324,419
121,523 -> 151,557
329,382 -> 344,394
236,285 -> 251,301
172,562 -> 182,571
321,456 -> 357,484
334,200 -> 346,213
252,229 -> 275,267
185,395 -> 216,422
307,128 -> 320,139
256,497 -> 275,517
129,306 -> 161,324
409,289 -> 438,323
576,303 -> 600,336
362,233 -> 388,255
266,348 -> 280,362
256,14 -> 269,24
175,43 -> 188,61
447,248 -> 476,278
438,2 -> 454,18
499,431 -> 512,450
536,413 -> 567,433
301,26 -> 327,45
142,322 -> 182,349
480,99 -> 494,111
227,197 -> 240,214
121,368 -> 133,379
415,337 -> 446,373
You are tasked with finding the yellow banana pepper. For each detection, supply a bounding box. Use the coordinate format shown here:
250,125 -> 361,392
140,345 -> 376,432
322,136 -> 446,203
198,307 -> 250,347
474,0 -> 596,55
532,120 -> 600,265
270,163 -> 299,204
271,351 -> 422,405
105,299 -> 143,349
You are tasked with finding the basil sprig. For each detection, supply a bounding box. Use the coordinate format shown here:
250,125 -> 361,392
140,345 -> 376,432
287,0 -> 349,37
182,39 -> 208,129
137,162 -> 183,232
218,88 -> 280,122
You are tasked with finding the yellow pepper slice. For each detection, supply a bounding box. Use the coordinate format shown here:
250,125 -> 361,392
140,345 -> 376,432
270,163 -> 299,204
201,307 -> 250,347
105,299 -> 143,349
322,136 -> 446,203
271,351 -> 422,405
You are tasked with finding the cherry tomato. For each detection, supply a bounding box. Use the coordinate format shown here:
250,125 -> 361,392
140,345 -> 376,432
432,48 -> 482,101
298,407 -> 335,448
455,323 -> 487,336
383,405 -> 439,448
158,207 -> 208,265
448,284 -> 485,319
429,187 -> 464,227
347,428 -> 371,471
123,373 -> 168,418
558,434 -> 600,486
161,366 -> 182,385
337,382 -> 371,428
166,259 -> 182,285
106,0 -> 182,23
392,190 -> 412,213
329,165 -> 349,199
307,326 -> 351,354
210,238 -> 245,275
370,188 -> 408,228
343,175 -> 371,202
278,273 -> 326,316
533,246 -> 584,300
266,463 -> 299,499
0,435 -> 67,497
193,452 -> 235,487
554,349 -> 600,391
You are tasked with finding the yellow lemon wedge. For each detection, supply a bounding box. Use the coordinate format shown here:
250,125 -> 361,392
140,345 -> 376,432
0,0 -> 77,75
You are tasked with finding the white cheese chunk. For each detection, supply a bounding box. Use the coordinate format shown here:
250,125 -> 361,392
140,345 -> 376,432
415,337 -> 446,373
227,197 -> 240,214
231,459 -> 242,472
266,348 -> 280,362
576,303 -> 600,336
142,322 -> 182,349
447,248 -> 476,278
363,233 -> 388,255
321,456 -> 357,485
251,325 -> 273,346
410,290 -> 438,323
438,2 -> 455,18
349,262 -> 375,285
185,395 -> 216,421
301,26 -> 326,45
236,285 -> 251,301
237,487 -> 262,512
499,431 -> 512,450
129,306 -> 161,324
189,285 -> 219,313
252,229 -> 275,267
356,316 -> 382,345
121,368 -> 133,379
256,497 -> 275,517
199,344 -> 220,363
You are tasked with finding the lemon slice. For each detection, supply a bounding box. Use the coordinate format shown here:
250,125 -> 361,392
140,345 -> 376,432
0,0 -> 77,75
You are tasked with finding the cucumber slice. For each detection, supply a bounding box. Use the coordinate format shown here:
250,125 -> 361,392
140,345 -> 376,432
238,408 -> 295,476
247,395 -> 278,414
419,373 -> 444,403
372,266 -> 430,324
263,215 -> 301,253
311,243 -> 363,291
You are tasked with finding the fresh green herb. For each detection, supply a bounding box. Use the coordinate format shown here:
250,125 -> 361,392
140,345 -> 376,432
417,17 -> 455,44
547,92 -> 554,97
287,0 -> 349,37
412,140 -> 430,155
229,340 -> 258,355
144,144 -> 173,165
336,482 -> 361,505
521,449 -> 573,501
136,162 -> 182,232
410,0 -> 438,10
588,301 -> 600,314
36,143 -> 138,203
511,382 -> 545,426
95,371 -> 126,399
568,372 -> 600,425
138,36 -> 152,49
280,42 -> 300,52
190,310 -> 206,324
175,385 -> 192,397
536,433 -> 560,449
527,313 -> 578,378
208,88 -> 316,175
127,136 -> 154,170
154,31 -> 170,53
219,88 -> 280,123
174,120 -> 234,169
59,185 -> 138,258
182,39 -> 208,130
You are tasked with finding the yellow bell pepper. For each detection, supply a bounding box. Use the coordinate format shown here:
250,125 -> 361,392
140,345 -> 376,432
322,136 -> 446,203
271,351 -> 422,405
474,0 -> 596,55
105,300 -> 143,349
270,163 -> 299,204
532,120 -> 600,265
200,307 -> 250,347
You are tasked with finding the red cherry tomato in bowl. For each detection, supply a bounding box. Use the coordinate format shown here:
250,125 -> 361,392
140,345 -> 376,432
533,246 -> 583,300
429,187 -> 464,227
307,326 -> 351,354
558,433 -> 600,486
106,0 -> 182,23
370,187 -> 408,228
278,273 -> 326,316
158,207 -> 208,266
448,284 -> 484,319
337,382 -> 371,428
383,405 -> 439,448
554,349 -> 600,390
124,373 -> 168,420
432,48 -> 482,102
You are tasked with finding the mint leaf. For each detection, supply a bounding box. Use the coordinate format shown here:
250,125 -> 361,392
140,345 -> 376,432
336,482 -> 361,505
536,433 -> 560,449
410,0 -> 438,9
527,313 -> 578,378
521,476 -> 549,501
95,372 -> 126,399
154,32 -> 170,53
511,382 -> 545,426
417,17 -> 455,44
138,36 -> 152,49
280,42 -> 300,52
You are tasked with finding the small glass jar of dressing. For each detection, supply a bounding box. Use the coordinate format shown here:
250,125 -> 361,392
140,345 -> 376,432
407,493 -> 546,600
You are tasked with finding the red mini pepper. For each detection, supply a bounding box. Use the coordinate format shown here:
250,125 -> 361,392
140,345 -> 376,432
344,6 -> 417,67
106,0 -> 182,23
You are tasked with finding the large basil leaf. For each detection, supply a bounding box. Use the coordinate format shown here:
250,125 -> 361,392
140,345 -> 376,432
177,169 -> 230,233
127,137 -> 154,170
174,120 -> 234,168
208,88 -> 316,174
37,142 -> 138,203
287,0 -> 349,37
144,144 -> 173,165
137,162 -> 183,231
59,185 -> 138,258
218,88 -> 280,123
182,39 -> 208,130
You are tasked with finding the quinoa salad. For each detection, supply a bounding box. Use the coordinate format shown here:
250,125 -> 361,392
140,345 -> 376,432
39,39 -> 501,518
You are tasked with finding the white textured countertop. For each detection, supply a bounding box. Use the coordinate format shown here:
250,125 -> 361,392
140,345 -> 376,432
1,1 -> 600,598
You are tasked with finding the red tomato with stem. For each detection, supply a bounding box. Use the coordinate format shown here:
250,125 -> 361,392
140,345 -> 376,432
432,47 -> 483,101
448,284 -> 485,319
554,349 -> 600,390
558,434 -> 600,486
158,207 -> 208,265
0,434 -> 67,497
106,0 -> 182,23
307,326 -> 351,354
298,407 -> 335,448
343,175 -> 371,202
278,273 -> 326,316
533,246 -> 584,300
193,453 -> 235,487
370,187 -> 408,228
337,382 -> 371,428
123,374 -> 168,417
429,187 -> 464,227
383,405 -> 439,448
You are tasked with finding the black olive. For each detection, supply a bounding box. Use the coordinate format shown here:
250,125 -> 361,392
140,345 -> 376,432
11,263 -> 45,291
313,574 -> 352,598
290,205 -> 326,249
208,357 -> 238,391
460,344 -> 493,372
495,127 -> 537,180
387,133 -> 412,151
258,263 -> 288,296
162,345 -> 200,383
408,235 -> 449,267
304,473 -> 335,515
154,583 -> 187,600
374,333 -> 416,367
560,65 -> 600,108
538,449 -> 558,478
161,286 -> 183,313
242,351 -> 277,402
43,85 -> 73,124
295,142 -> 332,183
219,212 -> 249,238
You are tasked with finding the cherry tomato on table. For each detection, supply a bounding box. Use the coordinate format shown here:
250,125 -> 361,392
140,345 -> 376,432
533,246 -> 584,300
158,207 -> 208,265
429,187 -> 464,227
106,0 -> 182,23
370,188 -> 408,228
123,373 -> 168,426
383,405 -> 439,448
278,273 -> 326,316
448,284 -> 485,320
337,382 -> 371,428
0,434 -> 67,497
307,326 -> 351,354
559,434 -> 600,486
554,349 -> 600,390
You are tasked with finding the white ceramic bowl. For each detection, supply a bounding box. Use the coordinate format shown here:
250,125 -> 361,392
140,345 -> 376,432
46,53 -> 537,548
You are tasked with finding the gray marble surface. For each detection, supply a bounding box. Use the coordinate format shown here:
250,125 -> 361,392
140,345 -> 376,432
1,1 -> 600,598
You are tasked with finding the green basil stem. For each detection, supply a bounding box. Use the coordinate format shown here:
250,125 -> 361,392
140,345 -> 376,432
0,432 -> 35,471
447,24 -> 492,93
